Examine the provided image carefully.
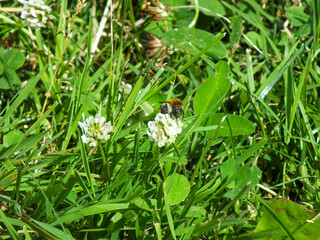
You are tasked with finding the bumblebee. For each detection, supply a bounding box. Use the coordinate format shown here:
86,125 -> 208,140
159,98 -> 184,120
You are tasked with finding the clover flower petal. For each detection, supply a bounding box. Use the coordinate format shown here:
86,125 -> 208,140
147,113 -> 183,147
79,114 -> 114,147
19,0 -> 54,28
156,2 -> 169,18
145,0 -> 170,22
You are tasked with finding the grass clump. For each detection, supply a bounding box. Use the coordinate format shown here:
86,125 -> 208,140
0,0 -> 320,239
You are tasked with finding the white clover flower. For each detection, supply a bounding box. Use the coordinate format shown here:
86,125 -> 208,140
146,0 -> 170,21
247,205 -> 257,219
156,2 -> 169,18
18,0 -> 54,28
119,81 -> 133,95
147,113 -> 183,147
78,114 -> 114,147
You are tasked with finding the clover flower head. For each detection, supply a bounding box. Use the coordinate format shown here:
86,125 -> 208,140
145,0 -> 170,21
19,0 -> 54,28
119,81 -> 133,95
147,113 -> 183,147
78,114 -> 114,147
156,2 -> 169,18
247,205 -> 257,219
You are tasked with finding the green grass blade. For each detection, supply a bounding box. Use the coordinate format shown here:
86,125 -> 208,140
51,203 -> 130,226
0,70 -> 43,127
0,102 -> 58,171
164,196 -> 177,240
112,77 -> 143,143
0,209 -> 21,240
288,54 -> 312,132
256,41 -> 303,99
141,33 -> 226,103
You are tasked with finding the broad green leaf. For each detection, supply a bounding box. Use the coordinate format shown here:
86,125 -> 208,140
0,76 -> 11,89
173,0 -> 194,27
0,60 -> 3,75
220,158 -> 237,187
194,61 -> 230,116
0,68 -> 21,89
5,48 -> 25,70
198,0 -> 226,16
5,68 -> 21,86
3,129 -> 24,147
254,199 -> 320,240
296,22 -> 312,37
164,174 -> 190,205
205,113 -> 255,137
286,6 -> 309,27
163,28 -> 227,59
230,14 -> 242,46
0,47 -> 4,61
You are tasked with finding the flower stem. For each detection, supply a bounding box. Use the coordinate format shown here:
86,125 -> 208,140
99,141 -> 110,182
173,143 -> 187,176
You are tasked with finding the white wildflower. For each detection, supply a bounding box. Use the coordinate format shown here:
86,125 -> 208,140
119,81 -> 132,95
19,0 -> 54,28
247,205 -> 257,219
78,114 -> 114,147
282,20 -> 293,42
146,0 -> 170,21
118,81 -> 133,101
147,113 -> 183,148
156,2 -> 169,18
